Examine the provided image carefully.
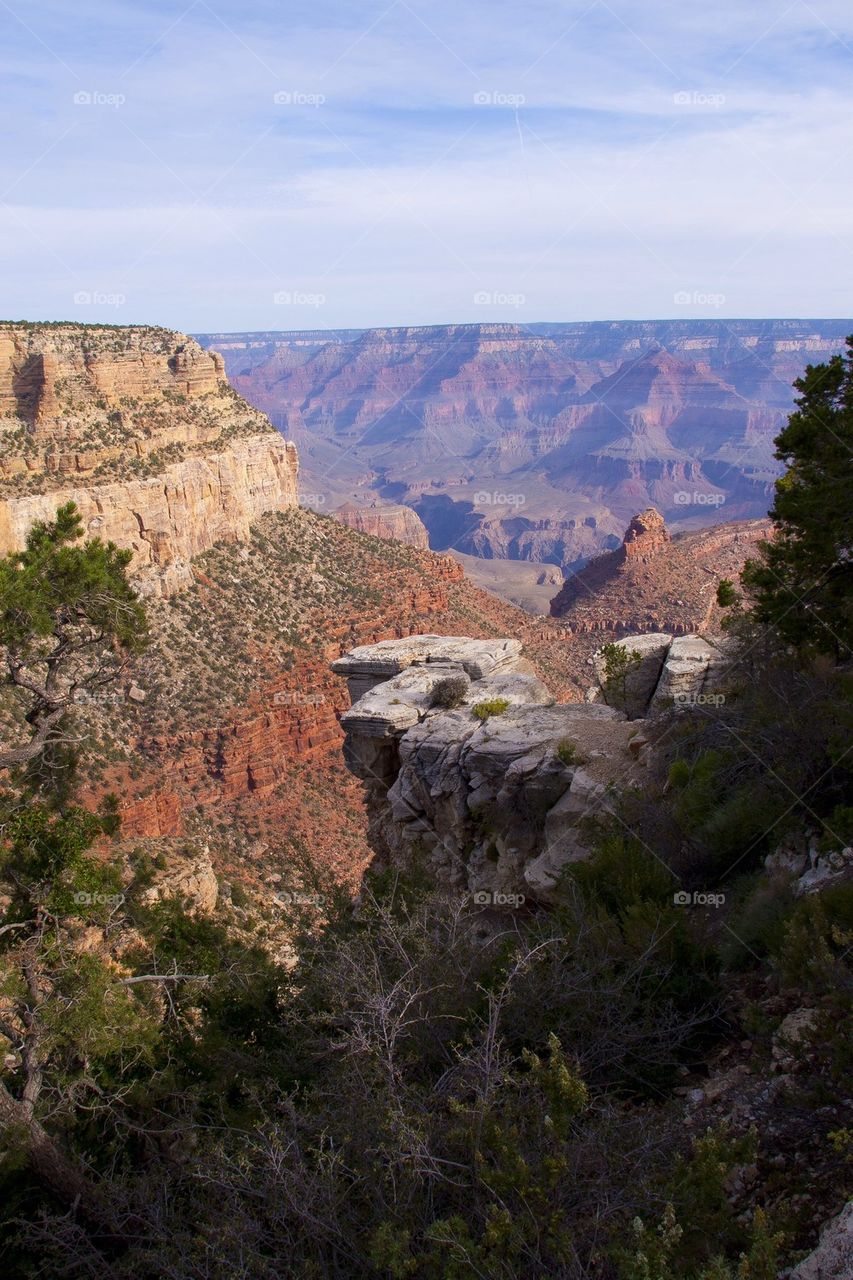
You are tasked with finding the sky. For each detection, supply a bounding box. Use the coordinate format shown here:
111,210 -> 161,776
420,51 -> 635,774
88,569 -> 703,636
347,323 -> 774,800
1,0 -> 853,331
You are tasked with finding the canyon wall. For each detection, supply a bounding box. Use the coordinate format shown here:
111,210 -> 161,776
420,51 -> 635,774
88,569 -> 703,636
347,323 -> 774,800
0,324 -> 299,594
333,501 -> 430,549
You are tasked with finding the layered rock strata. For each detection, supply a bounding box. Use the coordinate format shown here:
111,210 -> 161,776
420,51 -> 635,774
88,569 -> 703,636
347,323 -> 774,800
333,501 -> 430,549
550,508 -> 770,635
0,324 -> 300,595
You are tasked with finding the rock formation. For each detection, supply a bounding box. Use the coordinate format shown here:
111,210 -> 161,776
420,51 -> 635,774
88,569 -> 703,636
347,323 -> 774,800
550,507 -> 770,635
333,635 -> 651,902
591,631 -> 732,719
332,629 -> 739,901
333,501 -> 430,549
621,507 -> 669,561
0,323 -> 299,594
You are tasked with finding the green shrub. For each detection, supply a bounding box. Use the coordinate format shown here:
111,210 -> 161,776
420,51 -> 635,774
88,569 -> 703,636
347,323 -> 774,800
555,737 -> 589,766
472,697 -> 510,720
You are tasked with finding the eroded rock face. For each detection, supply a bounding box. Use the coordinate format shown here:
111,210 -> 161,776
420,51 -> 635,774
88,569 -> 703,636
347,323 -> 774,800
333,501 -> 430,550
0,324 -> 300,595
622,507 -> 669,562
0,434 -> 299,596
593,631 -> 731,719
333,635 -> 644,902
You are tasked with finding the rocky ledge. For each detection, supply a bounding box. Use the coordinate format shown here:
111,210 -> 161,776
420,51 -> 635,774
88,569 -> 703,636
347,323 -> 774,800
332,635 -> 663,903
334,633 -> 853,909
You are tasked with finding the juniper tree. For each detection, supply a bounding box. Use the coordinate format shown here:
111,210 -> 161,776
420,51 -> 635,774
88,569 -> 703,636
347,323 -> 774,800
742,337 -> 853,657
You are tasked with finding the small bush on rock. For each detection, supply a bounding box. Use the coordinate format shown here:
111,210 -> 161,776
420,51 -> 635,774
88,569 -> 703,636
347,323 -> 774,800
472,697 -> 510,720
431,675 -> 468,709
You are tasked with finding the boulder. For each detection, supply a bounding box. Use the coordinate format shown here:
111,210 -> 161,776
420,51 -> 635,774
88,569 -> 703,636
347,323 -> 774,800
790,1201 -> 852,1280
332,635 -> 524,702
594,633 -> 672,718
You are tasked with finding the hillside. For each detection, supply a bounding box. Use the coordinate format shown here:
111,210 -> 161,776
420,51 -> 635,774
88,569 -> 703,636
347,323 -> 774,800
70,507 -> 591,893
550,505 -> 772,634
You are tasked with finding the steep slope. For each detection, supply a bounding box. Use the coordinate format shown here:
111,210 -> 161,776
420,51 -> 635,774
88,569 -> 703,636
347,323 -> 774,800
69,507 -> 590,894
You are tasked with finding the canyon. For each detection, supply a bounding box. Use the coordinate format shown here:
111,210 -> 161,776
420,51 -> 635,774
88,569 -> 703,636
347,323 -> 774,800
197,320 -> 851,591
0,323 -> 775,900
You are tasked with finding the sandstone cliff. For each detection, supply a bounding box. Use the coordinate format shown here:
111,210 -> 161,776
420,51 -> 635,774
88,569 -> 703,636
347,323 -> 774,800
333,501 -> 430,549
0,323 -> 299,593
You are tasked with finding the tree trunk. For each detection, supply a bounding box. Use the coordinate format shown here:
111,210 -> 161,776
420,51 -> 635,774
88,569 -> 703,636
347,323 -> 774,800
0,1080 -> 92,1206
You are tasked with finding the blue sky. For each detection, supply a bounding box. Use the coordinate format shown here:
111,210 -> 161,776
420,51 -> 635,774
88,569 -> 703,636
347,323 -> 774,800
2,0 -> 852,330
